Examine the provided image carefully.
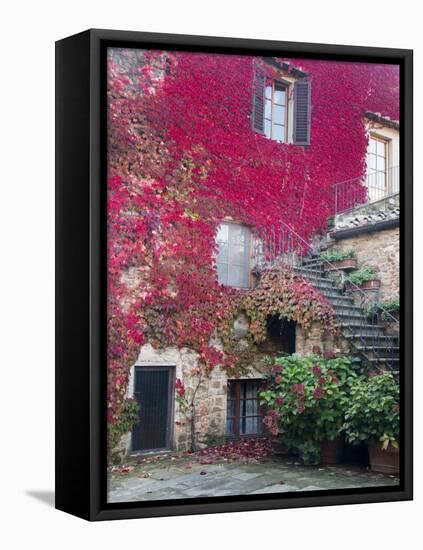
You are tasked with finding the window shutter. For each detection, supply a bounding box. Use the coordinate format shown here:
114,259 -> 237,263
293,80 -> 311,145
251,69 -> 265,134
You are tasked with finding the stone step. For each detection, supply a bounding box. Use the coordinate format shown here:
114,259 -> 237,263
341,323 -> 384,337
302,260 -> 324,270
309,280 -> 336,291
368,357 -> 400,366
327,295 -> 356,307
332,303 -> 365,315
344,334 -> 399,346
356,345 -> 400,355
336,312 -> 368,324
320,288 -> 345,299
294,267 -> 327,279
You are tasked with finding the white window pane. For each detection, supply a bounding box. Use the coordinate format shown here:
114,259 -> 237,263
273,124 -> 285,142
241,417 -> 258,435
367,153 -> 377,172
217,223 -> 229,244
264,99 -> 272,119
378,155 -> 386,172
246,381 -> 259,398
245,399 -> 259,415
217,241 -> 228,263
274,85 -> 286,105
377,139 -> 386,156
376,172 -> 386,189
265,85 -> 272,99
231,224 -> 249,246
264,118 -> 271,138
228,265 -> 248,287
273,105 -> 285,125
369,138 -> 377,154
231,245 -> 247,265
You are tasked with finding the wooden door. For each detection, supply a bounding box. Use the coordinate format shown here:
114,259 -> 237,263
132,366 -> 173,452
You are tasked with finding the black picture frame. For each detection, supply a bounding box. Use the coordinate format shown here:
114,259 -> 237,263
55,28 -> 413,521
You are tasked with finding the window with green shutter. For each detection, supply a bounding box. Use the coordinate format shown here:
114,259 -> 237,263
251,65 -> 311,146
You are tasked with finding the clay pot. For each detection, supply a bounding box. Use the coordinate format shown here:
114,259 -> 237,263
347,279 -> 381,292
324,258 -> 358,271
320,437 -> 343,465
368,442 -> 399,475
360,279 -> 381,290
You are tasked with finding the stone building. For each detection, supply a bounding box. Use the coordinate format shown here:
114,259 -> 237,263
116,65 -> 400,457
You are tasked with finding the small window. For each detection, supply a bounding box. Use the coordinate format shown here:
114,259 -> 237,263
366,135 -> 388,200
264,81 -> 288,142
251,66 -> 311,145
226,379 -> 264,438
216,223 -> 251,288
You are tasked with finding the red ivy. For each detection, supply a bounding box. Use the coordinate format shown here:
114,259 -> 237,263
106,49 -> 399,429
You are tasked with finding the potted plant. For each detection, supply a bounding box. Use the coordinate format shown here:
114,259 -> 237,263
320,248 -> 357,271
368,298 -> 400,324
346,267 -> 381,291
259,351 -> 360,465
343,373 -> 400,475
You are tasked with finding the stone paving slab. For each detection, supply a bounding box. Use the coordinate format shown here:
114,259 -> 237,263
108,455 -> 399,503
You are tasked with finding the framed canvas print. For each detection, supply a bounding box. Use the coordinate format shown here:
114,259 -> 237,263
55,29 -> 413,521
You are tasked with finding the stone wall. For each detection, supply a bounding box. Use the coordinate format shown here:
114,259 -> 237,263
334,227 -> 399,302
295,323 -> 348,355
120,318 -> 342,456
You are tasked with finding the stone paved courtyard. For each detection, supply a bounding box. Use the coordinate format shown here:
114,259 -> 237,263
107,453 -> 399,503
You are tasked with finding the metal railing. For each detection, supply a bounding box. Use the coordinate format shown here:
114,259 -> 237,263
252,220 -> 399,373
333,166 -> 399,215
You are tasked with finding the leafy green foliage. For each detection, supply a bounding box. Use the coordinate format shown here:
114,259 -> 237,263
108,398 -> 140,458
343,373 -> 400,448
368,298 -> 400,321
346,267 -> 378,286
320,248 -> 355,262
259,352 -> 361,464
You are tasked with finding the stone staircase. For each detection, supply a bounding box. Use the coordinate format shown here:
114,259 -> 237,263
294,258 -> 399,374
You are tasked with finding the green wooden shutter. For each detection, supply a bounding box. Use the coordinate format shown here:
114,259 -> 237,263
251,68 -> 265,134
293,80 -> 311,145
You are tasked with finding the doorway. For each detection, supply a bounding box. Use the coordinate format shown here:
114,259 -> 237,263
132,366 -> 174,452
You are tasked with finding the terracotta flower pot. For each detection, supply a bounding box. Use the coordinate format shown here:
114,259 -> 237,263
324,258 -> 357,271
360,279 -> 381,290
347,279 -> 381,292
320,437 -> 343,465
368,442 -> 399,475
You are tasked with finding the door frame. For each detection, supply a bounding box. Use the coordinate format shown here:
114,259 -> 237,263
131,365 -> 175,453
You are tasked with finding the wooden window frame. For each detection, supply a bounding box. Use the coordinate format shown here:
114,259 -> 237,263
226,379 -> 264,439
368,134 -> 389,192
264,79 -> 289,143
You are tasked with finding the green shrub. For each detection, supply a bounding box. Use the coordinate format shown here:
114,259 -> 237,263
108,398 -> 140,459
346,267 -> 378,286
343,373 -> 400,449
259,352 -> 361,464
320,248 -> 355,263
368,298 -> 400,321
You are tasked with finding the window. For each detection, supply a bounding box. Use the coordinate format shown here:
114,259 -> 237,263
366,135 -> 388,200
264,81 -> 288,142
251,67 -> 311,146
216,223 -> 252,288
226,379 -> 264,438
